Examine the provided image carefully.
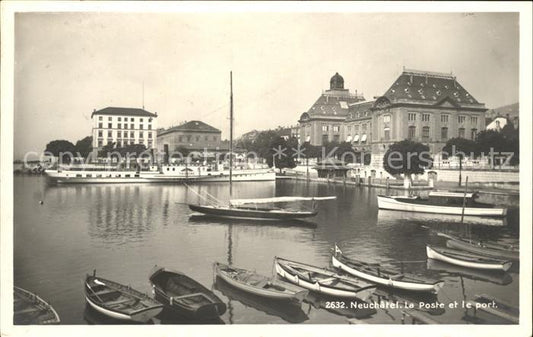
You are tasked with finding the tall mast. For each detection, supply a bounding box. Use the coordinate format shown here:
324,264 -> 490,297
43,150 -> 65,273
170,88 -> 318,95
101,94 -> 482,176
229,71 -> 233,198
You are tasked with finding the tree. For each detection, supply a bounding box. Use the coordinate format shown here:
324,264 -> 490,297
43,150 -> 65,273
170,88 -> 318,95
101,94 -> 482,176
442,138 -> 478,159
74,136 -> 93,158
44,140 -> 76,163
268,136 -> 296,172
383,140 -> 432,182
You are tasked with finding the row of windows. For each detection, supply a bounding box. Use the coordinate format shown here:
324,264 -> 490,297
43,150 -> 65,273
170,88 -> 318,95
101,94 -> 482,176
98,123 -> 152,130
406,113 -> 478,124
98,116 -> 151,122
177,135 -> 219,142
98,131 -> 152,138
404,126 -> 478,141
97,139 -> 154,147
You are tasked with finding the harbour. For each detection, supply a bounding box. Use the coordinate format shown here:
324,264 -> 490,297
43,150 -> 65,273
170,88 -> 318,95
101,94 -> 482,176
13,175 -> 519,324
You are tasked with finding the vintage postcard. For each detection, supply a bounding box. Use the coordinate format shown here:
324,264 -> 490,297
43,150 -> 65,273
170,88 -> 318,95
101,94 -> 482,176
1,2 -> 531,337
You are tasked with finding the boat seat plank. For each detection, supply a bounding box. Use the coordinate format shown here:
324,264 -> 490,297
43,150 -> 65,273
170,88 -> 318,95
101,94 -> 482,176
105,298 -> 133,306
14,307 -> 43,315
390,274 -> 404,280
172,292 -> 209,301
94,289 -> 120,296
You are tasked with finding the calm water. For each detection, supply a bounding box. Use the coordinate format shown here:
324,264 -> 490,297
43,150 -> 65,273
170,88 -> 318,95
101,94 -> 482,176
13,176 -> 520,324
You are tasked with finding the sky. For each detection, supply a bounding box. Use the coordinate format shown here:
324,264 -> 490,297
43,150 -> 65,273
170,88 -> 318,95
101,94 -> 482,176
13,11 -> 519,159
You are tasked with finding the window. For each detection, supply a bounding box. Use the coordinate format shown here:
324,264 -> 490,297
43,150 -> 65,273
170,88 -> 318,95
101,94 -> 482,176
471,116 -> 478,124
441,114 -> 449,123
140,124 -> 143,130
108,131 -> 112,137
139,139 -> 144,144
422,126 -> 430,140
108,117 -> 112,121
124,124 -> 128,129
140,131 -> 144,138
333,125 -> 340,132
179,136 -> 183,142
130,131 -> 134,138
441,127 -> 448,140
148,140 -> 153,147
458,116 -> 466,123
458,127 -> 465,138
408,113 -> 416,121
422,114 -> 430,122
108,123 -> 112,128
140,118 -> 143,122
118,117 -> 121,121
148,124 -> 152,130
322,125 -> 329,132
322,134 -> 329,145
384,127 -> 390,141
98,122 -> 103,128
408,126 -> 416,139
383,115 -> 391,123
362,123 -> 367,131
131,118 -> 134,122
98,140 -> 103,147
117,131 -> 121,138
471,128 -> 478,140
130,124 -> 134,129
148,132 -> 152,139
98,116 -> 102,121
98,130 -> 103,137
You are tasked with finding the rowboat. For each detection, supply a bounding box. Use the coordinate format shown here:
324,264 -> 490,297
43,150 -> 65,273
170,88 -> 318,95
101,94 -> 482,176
377,192 -> 507,217
274,257 -> 376,299
84,272 -> 163,323
426,258 -> 513,286
149,266 -> 226,320
426,245 -> 512,272
331,245 -> 444,293
214,277 -> 309,323
445,237 -> 519,261
189,203 -> 318,221
13,286 -> 60,325
467,294 -> 519,324
214,262 -> 308,302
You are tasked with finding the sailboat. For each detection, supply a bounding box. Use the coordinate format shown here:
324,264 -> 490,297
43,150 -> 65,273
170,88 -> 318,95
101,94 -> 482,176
188,72 -> 335,220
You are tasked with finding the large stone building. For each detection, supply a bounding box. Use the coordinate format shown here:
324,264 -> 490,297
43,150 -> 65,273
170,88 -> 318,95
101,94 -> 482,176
91,107 -> 158,151
156,120 -> 222,155
298,73 -> 365,146
298,70 -> 487,166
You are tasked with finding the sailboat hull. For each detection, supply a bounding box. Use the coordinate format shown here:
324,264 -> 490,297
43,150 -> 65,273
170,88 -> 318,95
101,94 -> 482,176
188,204 -> 317,220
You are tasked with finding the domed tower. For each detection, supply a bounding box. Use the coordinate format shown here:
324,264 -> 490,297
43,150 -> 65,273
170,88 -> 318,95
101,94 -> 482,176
330,72 -> 344,90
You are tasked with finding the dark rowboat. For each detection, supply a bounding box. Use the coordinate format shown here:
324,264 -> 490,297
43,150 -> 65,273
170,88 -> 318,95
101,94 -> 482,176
14,286 -> 60,325
149,266 -> 226,320
467,294 -> 519,324
84,272 -> 163,323
214,262 -> 308,302
426,245 -> 512,272
331,245 -> 444,293
445,238 -> 519,261
274,257 -> 376,299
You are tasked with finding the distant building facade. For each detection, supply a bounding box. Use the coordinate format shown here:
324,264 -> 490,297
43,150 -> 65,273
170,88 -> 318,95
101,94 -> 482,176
157,120 -> 222,155
91,107 -> 158,151
297,70 -> 487,166
298,73 -> 366,146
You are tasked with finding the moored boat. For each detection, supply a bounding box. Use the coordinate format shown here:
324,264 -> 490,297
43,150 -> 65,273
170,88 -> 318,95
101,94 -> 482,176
377,192 -> 507,217
426,245 -> 512,272
274,257 -> 376,299
467,294 -> 519,324
84,272 -> 163,323
149,266 -> 226,320
331,245 -> 444,293
14,286 -> 60,325
214,262 -> 308,302
445,237 -> 519,261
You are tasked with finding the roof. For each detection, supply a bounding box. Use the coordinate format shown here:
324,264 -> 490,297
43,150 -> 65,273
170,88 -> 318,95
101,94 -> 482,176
486,117 -> 508,130
346,101 -> 375,120
381,69 -> 482,106
158,120 -> 221,137
305,93 -> 365,119
91,107 -> 157,118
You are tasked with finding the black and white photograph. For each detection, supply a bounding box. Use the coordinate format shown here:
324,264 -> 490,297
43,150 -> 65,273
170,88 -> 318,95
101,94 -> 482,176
1,2 -> 531,337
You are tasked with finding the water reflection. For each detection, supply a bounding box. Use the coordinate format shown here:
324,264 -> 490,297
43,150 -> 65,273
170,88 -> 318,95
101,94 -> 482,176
214,279 -> 309,323
377,209 -> 507,227
188,214 -> 318,229
83,305 -> 153,325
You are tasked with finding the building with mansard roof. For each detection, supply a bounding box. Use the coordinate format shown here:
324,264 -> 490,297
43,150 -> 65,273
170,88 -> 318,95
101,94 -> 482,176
298,72 -> 365,146
297,69 -> 487,166
156,120 -> 222,155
